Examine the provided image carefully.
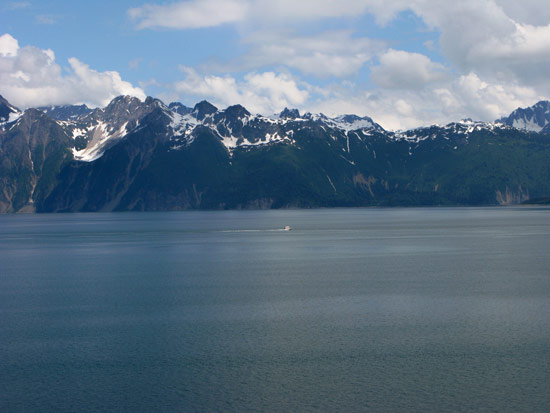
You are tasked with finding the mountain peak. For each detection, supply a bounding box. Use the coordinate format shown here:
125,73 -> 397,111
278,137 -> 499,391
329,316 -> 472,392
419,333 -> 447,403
105,95 -> 143,111
144,96 -> 166,107
192,100 -> 218,121
279,107 -> 300,119
532,100 -> 550,108
98,95 -> 152,124
223,104 -> 250,119
169,102 -> 193,115
499,100 -> 550,132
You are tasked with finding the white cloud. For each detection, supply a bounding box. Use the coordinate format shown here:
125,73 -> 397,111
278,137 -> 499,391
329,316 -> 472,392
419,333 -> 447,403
0,33 -> 145,108
128,0 -> 248,29
360,0 -> 550,89
447,72 -> 539,121
0,33 -> 19,57
129,0 -> 375,29
128,0 -> 550,95
175,68 -> 241,104
247,0 -> 370,22
173,67 -> 308,114
66,58 -> 146,106
128,0 -> 550,88
129,1 -> 383,78
127,0 -> 550,130
235,30 -> 382,78
494,0 -> 550,26
128,1 -> 383,79
312,73 -> 541,130
3,0 -> 540,131
371,49 -> 449,89
469,22 -> 550,63
170,63 -> 540,131
245,72 -> 309,109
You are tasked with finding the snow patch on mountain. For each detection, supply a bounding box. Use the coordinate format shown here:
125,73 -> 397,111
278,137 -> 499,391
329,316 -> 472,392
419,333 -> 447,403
7,111 -> 22,123
168,111 -> 198,137
511,117 -> 544,132
329,115 -> 383,132
393,119 -> 513,144
72,121 -> 130,162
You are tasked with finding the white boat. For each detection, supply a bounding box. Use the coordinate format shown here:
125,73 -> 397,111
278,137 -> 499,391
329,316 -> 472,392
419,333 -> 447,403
283,225 -> 292,231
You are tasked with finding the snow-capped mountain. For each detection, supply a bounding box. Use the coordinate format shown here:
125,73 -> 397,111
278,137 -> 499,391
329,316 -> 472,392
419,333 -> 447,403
498,100 -> 550,132
394,119 -> 515,143
168,102 -> 389,155
24,95 -> 544,167
59,96 -> 388,162
66,96 -> 165,161
38,104 -> 93,121
1,93 -> 550,212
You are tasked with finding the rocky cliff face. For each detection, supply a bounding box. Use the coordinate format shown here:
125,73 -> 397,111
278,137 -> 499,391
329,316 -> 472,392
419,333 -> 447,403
0,109 -> 72,212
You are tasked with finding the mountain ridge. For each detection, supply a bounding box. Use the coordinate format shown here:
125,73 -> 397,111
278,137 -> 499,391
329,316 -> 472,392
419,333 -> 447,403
498,100 -> 550,132
1,94 -> 550,212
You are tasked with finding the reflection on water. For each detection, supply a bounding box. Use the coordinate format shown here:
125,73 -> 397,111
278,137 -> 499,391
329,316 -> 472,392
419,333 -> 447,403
1,207 -> 550,412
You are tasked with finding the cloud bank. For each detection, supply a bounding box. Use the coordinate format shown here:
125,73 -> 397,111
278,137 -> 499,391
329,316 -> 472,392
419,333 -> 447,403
0,33 -> 145,109
174,67 -> 309,114
127,0 -> 550,129
3,0 -> 550,130
128,0 -> 248,29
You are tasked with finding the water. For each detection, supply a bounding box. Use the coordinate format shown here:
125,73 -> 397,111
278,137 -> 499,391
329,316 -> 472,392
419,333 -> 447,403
1,207 -> 550,412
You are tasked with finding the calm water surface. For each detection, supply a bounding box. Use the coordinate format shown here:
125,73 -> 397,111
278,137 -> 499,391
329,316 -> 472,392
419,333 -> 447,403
1,207 -> 550,412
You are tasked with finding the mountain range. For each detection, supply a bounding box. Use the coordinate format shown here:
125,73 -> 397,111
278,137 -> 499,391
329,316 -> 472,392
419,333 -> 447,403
1,93 -> 550,212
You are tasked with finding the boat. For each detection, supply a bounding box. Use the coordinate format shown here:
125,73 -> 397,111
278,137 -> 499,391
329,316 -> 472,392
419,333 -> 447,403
284,225 -> 292,231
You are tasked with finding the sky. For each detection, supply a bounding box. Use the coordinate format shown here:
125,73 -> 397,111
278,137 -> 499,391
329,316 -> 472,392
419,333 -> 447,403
1,0 -> 550,130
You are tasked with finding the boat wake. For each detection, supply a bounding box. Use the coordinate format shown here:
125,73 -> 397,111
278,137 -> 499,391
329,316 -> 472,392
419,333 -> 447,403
219,227 -> 292,233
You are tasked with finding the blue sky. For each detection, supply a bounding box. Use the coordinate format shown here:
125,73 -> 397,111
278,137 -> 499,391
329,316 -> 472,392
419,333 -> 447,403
1,0 -> 549,129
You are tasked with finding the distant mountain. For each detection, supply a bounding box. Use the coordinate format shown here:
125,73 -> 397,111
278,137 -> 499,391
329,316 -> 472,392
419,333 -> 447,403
38,104 -> 92,121
311,113 -> 384,132
168,102 -> 192,115
498,100 -> 550,132
1,94 -> 550,212
279,107 -> 300,119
